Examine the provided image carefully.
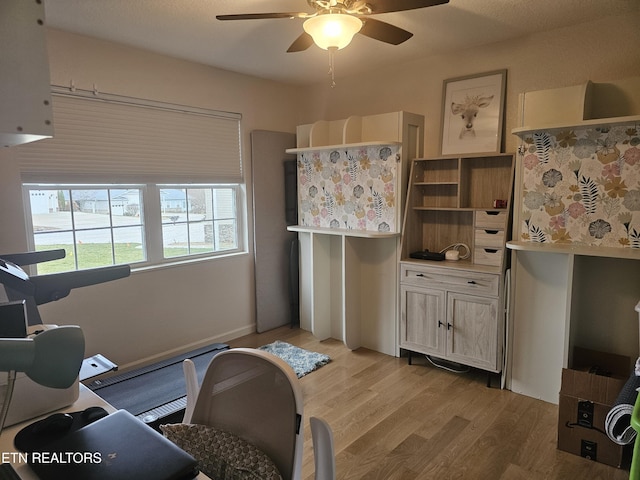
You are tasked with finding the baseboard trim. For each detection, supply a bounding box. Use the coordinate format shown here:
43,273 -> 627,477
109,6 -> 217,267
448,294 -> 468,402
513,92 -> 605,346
109,324 -> 256,374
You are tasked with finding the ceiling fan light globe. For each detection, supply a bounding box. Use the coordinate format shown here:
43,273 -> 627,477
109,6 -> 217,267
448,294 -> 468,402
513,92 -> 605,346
303,14 -> 362,50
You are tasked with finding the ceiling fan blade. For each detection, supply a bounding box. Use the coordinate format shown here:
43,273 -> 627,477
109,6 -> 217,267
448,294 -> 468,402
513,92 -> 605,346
367,0 -> 449,14
287,32 -> 315,52
359,17 -> 413,45
216,12 -> 310,21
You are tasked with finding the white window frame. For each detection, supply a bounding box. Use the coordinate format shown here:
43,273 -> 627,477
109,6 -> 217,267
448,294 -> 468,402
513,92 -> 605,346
22,182 -> 245,274
151,183 -> 244,264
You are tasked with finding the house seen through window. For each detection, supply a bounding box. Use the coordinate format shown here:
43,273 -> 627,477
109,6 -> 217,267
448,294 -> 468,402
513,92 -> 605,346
25,184 -> 240,274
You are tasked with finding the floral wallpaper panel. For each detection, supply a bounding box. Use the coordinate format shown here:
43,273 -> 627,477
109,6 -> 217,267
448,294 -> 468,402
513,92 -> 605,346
297,144 -> 400,232
519,122 -> 640,248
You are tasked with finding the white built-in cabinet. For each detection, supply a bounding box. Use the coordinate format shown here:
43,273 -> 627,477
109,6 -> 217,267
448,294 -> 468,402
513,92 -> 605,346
287,112 -> 424,356
506,81 -> 640,404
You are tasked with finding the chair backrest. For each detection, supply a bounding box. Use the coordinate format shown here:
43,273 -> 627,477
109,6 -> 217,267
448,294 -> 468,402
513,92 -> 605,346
181,358 -> 199,425
310,417 -> 336,480
186,348 -> 304,480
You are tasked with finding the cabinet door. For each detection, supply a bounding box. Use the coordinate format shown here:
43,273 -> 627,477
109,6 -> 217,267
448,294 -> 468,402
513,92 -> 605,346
400,284 -> 445,356
446,292 -> 499,372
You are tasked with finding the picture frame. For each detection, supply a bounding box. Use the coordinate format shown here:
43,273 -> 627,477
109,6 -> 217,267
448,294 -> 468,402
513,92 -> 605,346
440,69 -> 507,156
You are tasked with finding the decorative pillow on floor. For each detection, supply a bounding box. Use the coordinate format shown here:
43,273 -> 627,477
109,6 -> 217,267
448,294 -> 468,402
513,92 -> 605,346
160,423 -> 282,480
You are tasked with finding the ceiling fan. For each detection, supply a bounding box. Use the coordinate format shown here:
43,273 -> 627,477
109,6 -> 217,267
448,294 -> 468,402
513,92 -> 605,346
216,0 -> 450,53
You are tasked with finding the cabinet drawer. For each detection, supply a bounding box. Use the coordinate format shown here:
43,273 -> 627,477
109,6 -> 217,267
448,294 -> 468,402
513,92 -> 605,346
474,229 -> 505,248
475,211 -> 508,229
401,264 -> 499,296
474,248 -> 503,267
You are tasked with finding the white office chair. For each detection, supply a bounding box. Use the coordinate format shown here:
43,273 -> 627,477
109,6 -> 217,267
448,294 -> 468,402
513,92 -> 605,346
310,417 -> 336,480
177,348 -> 304,480
182,358 -> 198,424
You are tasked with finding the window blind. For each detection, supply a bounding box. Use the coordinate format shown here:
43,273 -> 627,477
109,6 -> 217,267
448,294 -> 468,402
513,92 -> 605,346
16,91 -> 242,184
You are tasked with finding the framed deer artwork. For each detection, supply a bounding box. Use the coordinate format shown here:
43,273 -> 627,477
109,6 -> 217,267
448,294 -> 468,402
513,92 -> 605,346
440,69 -> 507,156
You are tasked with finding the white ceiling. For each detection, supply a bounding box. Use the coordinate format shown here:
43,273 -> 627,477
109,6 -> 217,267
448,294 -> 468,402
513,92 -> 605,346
44,0 -> 640,86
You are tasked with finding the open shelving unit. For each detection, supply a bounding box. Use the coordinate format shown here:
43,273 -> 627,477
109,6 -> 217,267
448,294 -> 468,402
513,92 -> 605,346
401,153 -> 515,269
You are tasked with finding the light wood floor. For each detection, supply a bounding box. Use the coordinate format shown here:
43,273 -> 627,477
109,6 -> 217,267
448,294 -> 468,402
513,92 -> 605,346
227,325 -> 631,480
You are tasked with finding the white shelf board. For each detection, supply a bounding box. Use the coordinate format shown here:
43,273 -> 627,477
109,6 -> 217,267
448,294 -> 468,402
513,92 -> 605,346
285,141 -> 401,154
287,225 -> 399,239
511,114 -> 640,136
506,240 -> 640,260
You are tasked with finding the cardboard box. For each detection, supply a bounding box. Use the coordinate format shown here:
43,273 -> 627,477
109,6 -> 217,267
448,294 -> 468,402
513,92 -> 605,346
558,394 -> 631,467
557,347 -> 632,468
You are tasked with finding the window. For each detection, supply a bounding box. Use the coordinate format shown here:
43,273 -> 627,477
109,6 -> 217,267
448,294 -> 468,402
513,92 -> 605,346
26,186 -> 145,272
24,184 -> 242,274
160,186 -> 238,258
16,89 -> 245,274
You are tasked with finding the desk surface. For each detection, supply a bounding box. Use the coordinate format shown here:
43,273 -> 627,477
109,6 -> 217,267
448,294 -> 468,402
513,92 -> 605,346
0,385 -> 210,480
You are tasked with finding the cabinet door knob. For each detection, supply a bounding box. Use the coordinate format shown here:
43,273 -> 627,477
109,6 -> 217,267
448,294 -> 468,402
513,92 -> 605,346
447,323 -> 452,330
438,321 -> 444,328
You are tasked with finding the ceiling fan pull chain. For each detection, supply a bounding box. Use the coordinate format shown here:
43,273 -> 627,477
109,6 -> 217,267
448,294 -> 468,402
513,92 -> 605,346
328,46 -> 337,88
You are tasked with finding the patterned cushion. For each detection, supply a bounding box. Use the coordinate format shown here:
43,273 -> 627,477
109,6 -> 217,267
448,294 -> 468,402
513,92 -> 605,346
160,423 -> 282,480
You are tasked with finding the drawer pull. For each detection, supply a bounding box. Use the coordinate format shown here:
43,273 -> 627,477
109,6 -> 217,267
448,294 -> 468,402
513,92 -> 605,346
484,230 -> 499,235
416,273 -> 425,277
467,280 -> 477,285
